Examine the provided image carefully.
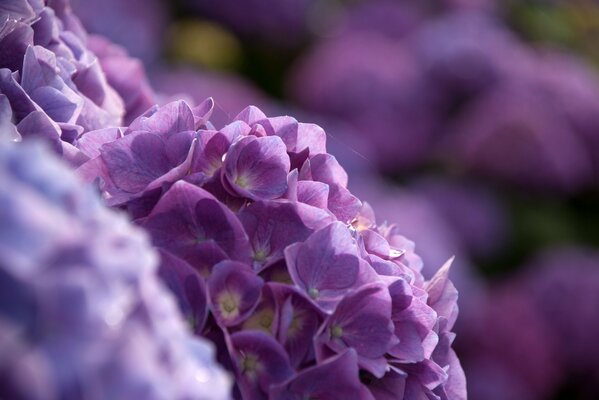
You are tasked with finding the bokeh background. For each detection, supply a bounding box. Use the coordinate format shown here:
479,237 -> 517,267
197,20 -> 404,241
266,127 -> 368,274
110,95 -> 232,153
71,0 -> 599,398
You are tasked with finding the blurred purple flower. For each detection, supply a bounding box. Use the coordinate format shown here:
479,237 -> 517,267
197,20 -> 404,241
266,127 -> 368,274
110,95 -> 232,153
0,140 -> 231,399
412,178 -> 508,259
291,31 -> 440,171
87,35 -> 157,125
71,0 -> 167,62
457,283 -> 560,400
522,248 -> 599,387
451,52 -> 599,193
80,100 -> 466,398
410,12 -> 527,100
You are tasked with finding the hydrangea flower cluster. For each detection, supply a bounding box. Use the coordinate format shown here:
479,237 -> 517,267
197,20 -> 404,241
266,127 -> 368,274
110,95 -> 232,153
0,139 -> 230,399
79,99 -> 466,399
291,6 -> 599,193
0,0 -> 155,158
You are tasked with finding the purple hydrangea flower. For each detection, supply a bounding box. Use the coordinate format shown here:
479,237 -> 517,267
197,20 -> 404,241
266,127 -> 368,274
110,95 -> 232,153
291,31 -> 439,172
411,178 -> 507,259
456,283 -> 559,400
521,248 -> 599,393
451,51 -> 599,192
71,0 -> 167,63
80,100 -> 466,399
0,140 -> 231,399
291,5 -> 599,193
0,0 -> 156,161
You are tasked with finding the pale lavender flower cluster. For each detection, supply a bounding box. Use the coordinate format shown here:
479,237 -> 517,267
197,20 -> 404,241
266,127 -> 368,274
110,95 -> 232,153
0,0 -> 156,157
79,99 -> 466,399
0,140 -> 231,399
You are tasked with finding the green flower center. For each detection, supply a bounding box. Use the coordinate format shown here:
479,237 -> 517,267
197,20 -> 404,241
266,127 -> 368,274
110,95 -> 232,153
218,291 -> 240,319
331,325 -> 343,339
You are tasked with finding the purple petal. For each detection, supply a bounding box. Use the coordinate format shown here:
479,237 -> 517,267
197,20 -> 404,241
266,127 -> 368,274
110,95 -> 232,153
192,97 -> 214,129
269,350 -> 365,400
127,99 -> 194,135
389,297 -> 439,363
398,359 -> 448,392
426,257 -> 458,330
242,284 -> 277,335
235,105 -> 267,125
100,130 -> 195,196
16,110 -> 62,153
207,260 -> 263,327
302,153 -> 348,187
230,330 -> 294,398
0,0 -> 37,22
141,181 -> 251,272
238,200 -> 328,271
76,127 -> 123,159
366,369 -> 407,400
315,283 -> 396,377
0,94 -> 19,141
0,21 -> 33,71
297,180 -> 329,209
269,283 -> 324,368
192,129 -> 231,178
100,132 -> 169,193
0,68 -> 37,120
285,222 -> 362,312
327,183 -> 362,222
157,249 -> 208,333
223,135 -> 290,200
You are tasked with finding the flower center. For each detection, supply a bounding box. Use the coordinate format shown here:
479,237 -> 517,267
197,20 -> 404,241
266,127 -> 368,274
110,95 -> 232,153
235,173 -> 251,189
308,287 -> 319,299
218,291 -> 240,319
241,353 -> 261,378
243,308 -> 274,332
331,325 -> 343,339
253,248 -> 268,262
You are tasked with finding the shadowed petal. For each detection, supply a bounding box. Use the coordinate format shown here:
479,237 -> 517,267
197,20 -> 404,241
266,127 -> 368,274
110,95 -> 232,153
207,261 -> 263,327
269,350 -> 366,400
230,330 -> 294,399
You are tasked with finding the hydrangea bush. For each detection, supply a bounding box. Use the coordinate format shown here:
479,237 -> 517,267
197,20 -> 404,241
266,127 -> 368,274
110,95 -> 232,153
79,99 -> 466,399
0,139 -> 230,399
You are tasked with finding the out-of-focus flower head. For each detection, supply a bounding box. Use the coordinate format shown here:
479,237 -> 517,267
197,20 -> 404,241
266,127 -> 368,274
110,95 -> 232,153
78,99 -> 466,398
411,178 -> 508,260
410,11 -> 527,102
71,0 -> 167,63
0,139 -> 231,399
291,31 -> 441,171
456,283 -> 559,400
521,248 -> 599,388
0,0 -> 156,159
451,51 -> 599,193
290,8 -> 525,173
87,35 -> 156,125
